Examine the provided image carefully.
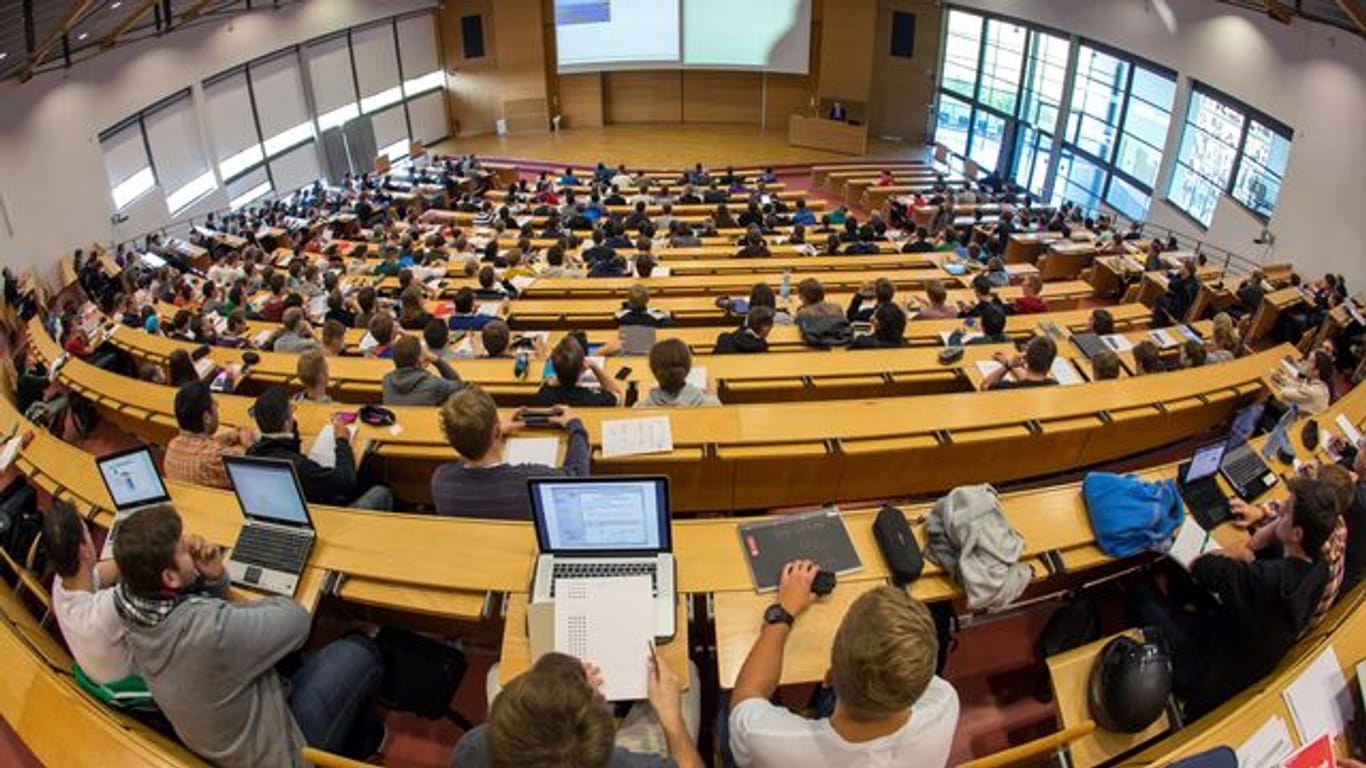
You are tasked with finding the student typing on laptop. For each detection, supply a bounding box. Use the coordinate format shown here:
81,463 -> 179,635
432,385 -> 590,520
112,504 -> 386,767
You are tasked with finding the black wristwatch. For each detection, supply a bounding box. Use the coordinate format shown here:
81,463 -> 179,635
764,603 -> 795,627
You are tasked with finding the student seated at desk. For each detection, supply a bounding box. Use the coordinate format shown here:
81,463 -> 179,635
433,387 -> 588,519
637,339 -> 720,408
1178,340 -> 1207,369
728,568 -> 959,768
1013,276 -> 1048,314
248,386 -> 393,510
850,304 -> 909,350
113,504 -> 387,765
1129,477 -> 1338,719
424,318 -> 461,362
1131,340 -> 1165,376
616,285 -> 674,328
537,336 -> 622,407
1088,308 -> 1115,336
947,304 -> 1010,347
984,257 -> 1011,288
981,336 -> 1058,390
164,381 -> 255,489
382,335 -> 464,406
271,308 -> 321,354
845,278 -> 894,324
795,278 -> 844,324
447,288 -> 495,332
1091,349 -> 1121,381
366,312 -> 398,360
902,227 -> 935,254
318,318 -> 345,357
957,274 -> 1012,319
715,306 -> 774,354
791,199 -> 816,227
372,246 -> 402,278
910,280 -> 959,320
1271,349 -> 1334,415
476,264 -> 519,299
398,285 -> 435,331
43,501 -> 138,688
736,228 -> 771,259
453,652 -> 703,768
1153,259 -> 1200,327
1207,312 -> 1240,363
294,349 -> 333,404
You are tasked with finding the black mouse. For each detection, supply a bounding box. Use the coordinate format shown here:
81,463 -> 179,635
812,570 -> 836,596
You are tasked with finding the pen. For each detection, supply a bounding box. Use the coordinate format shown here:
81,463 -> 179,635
1200,530 -> 1211,553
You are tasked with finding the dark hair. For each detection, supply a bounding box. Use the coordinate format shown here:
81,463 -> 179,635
393,335 -> 422,368
551,336 -> 587,387
1132,341 -> 1163,374
482,320 -> 511,357
746,305 -> 776,333
749,283 -> 776,309
113,504 -> 183,597
873,303 -> 907,342
1091,309 -> 1115,336
980,304 -> 1007,337
42,501 -> 86,579
1182,340 -> 1207,368
167,349 -> 198,387
486,652 -> 615,768
1092,350 -> 1121,380
173,380 -> 214,433
1023,335 -> 1057,375
874,277 -> 895,304
797,277 -> 825,305
1286,477 -> 1342,558
424,318 -> 450,351
649,338 -> 692,395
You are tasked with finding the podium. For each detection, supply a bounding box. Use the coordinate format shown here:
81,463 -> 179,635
788,114 -> 868,156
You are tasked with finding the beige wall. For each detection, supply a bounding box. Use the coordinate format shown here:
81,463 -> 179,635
440,0 -> 549,135
557,73 -> 604,128
603,71 -> 683,123
682,71 -> 763,124
816,0 -> 876,105
869,0 -> 941,143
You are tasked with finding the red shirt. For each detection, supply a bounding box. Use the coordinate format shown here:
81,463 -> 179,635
1014,296 -> 1049,314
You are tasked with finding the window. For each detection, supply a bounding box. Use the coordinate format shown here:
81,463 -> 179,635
977,19 -> 1026,114
250,52 -> 314,158
101,122 -> 156,211
1168,88 -> 1245,226
1018,31 -> 1068,131
305,35 -> 359,131
1065,46 -> 1128,162
969,111 -> 1005,170
1013,126 -> 1052,197
1232,118 -> 1291,218
1106,175 -> 1151,221
226,167 -> 272,211
1054,149 -> 1105,210
935,93 -> 971,157
144,94 -> 217,216
398,13 -> 445,99
353,22 -> 403,114
203,72 -> 265,181
942,10 -> 982,99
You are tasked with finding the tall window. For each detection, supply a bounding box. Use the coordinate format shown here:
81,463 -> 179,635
1064,46 -> 1128,162
1012,30 -> 1069,197
1232,117 -> 1291,218
933,10 -> 1025,175
1169,88 -> 1244,226
101,122 -> 157,212
941,10 -> 982,99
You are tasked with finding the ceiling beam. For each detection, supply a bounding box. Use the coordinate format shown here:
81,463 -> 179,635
100,0 -> 158,49
17,0 -> 96,81
1335,0 -> 1366,34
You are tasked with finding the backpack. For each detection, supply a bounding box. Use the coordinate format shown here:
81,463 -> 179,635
1032,593 -> 1101,701
1081,472 -> 1184,557
797,314 -> 854,349
375,628 -> 470,724
0,476 -> 41,572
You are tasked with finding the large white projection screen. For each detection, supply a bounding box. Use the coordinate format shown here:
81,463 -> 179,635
554,0 -> 811,74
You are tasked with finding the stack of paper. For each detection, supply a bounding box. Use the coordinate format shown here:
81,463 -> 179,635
554,576 -> 654,702
1235,716 -> 1293,768
505,437 -> 560,467
1101,334 -> 1134,352
601,416 -> 674,458
1281,646 -> 1352,742
1050,358 -> 1085,386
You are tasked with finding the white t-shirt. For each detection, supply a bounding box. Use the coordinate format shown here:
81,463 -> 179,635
51,570 -> 135,684
729,676 -> 959,768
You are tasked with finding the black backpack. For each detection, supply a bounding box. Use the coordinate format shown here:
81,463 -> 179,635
375,628 -> 472,727
798,314 -> 854,349
0,476 -> 41,574
1033,593 -> 1101,701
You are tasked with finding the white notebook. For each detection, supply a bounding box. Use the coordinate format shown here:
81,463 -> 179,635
554,576 -> 654,702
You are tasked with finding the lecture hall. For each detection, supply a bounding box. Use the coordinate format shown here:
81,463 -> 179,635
0,0 -> 1364,766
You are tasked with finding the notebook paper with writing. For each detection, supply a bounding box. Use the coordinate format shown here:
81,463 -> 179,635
554,576 -> 653,702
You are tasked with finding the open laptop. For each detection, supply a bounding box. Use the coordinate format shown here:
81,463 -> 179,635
529,476 -> 676,639
222,456 -> 316,597
95,446 -> 172,561
1218,402 -> 1279,501
1178,441 -> 1232,530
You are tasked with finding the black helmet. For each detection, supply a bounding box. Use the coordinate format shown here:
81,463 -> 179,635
1087,634 -> 1171,733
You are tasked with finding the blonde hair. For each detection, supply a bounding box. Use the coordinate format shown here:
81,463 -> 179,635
626,284 -> 650,312
830,586 -> 937,721
439,385 -> 498,460
1211,312 -> 1239,355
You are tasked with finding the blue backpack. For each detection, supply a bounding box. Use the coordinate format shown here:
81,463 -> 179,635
1081,472 -> 1185,558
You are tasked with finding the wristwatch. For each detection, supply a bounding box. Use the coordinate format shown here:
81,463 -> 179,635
764,603 -> 795,627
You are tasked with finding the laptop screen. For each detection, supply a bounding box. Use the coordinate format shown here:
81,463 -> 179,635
1186,442 -> 1226,483
1229,403 -> 1265,444
223,457 -> 312,527
530,477 -> 670,554
97,447 -> 171,511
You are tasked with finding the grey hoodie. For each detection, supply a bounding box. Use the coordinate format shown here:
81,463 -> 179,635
634,384 -> 720,408
382,358 -> 464,406
122,585 -> 311,768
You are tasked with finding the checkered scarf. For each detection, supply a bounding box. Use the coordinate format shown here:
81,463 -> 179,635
113,583 -> 183,629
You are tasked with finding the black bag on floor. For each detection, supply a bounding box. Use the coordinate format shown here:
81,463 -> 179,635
375,628 -> 468,721
929,601 -> 958,675
1033,593 -> 1100,702
0,476 -> 41,571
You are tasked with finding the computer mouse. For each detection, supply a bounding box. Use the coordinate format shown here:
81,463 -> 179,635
811,570 -> 836,596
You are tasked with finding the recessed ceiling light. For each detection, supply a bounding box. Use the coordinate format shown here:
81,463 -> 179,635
78,32 -> 88,40
111,1 -> 122,7
0,53 -> 7,61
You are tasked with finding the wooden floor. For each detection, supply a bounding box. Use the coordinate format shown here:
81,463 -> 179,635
430,123 -> 929,168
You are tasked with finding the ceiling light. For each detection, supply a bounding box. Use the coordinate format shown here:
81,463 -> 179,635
78,32 -> 89,40
111,1 -> 122,7
0,53 -> 7,61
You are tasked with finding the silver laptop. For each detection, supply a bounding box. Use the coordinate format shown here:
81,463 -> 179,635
95,446 -> 172,561
529,476 -> 677,639
223,456 -> 316,597
620,324 -> 657,356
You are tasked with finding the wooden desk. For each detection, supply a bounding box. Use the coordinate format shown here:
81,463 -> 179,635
810,162 -> 927,188
1247,287 -> 1305,344
1048,630 -> 1171,767
1006,232 -> 1065,263
788,115 -> 868,156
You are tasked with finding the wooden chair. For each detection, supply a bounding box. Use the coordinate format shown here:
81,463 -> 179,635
958,722 -> 1097,768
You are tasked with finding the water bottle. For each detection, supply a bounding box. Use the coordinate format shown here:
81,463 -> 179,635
625,380 -> 639,408
514,351 -> 529,380
780,269 -> 792,304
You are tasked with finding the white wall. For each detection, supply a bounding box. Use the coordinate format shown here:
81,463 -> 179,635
0,0 -> 437,279
951,0 -> 1366,286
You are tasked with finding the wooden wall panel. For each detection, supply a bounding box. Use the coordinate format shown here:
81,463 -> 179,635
682,71 -> 762,124
868,1 -> 941,144
557,73 -> 604,128
603,71 -> 683,124
763,73 -> 815,129
439,0 -> 549,136
817,0 -> 876,104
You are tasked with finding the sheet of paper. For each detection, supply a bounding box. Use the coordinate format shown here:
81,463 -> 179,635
1335,414 -> 1362,446
601,416 -> 674,459
1101,334 -> 1134,352
0,436 -> 22,472
307,424 -> 338,469
358,331 -> 379,353
252,330 -> 273,348
477,301 -> 504,317
650,266 -> 671,277
505,436 -> 560,467
193,357 -> 217,379
1236,715 -> 1294,768
686,366 -> 707,391
554,576 -> 653,702
1150,329 -> 1178,349
1050,357 -> 1085,386
1282,646 -> 1351,741
975,360 -> 1010,381
510,276 -> 537,292
1167,516 -> 1220,569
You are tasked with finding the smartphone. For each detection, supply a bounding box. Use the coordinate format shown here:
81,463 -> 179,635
335,411 -> 358,424
615,366 -> 633,381
522,409 -> 556,428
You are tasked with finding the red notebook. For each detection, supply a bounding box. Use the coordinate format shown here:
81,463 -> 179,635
1282,734 -> 1334,768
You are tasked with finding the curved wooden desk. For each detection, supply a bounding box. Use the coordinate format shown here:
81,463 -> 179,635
32,319 -> 1277,511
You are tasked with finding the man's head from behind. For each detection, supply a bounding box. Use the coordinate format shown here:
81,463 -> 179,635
42,501 -> 92,579
393,335 -> 423,369
551,336 -> 587,387
113,504 -> 196,596
486,652 -> 614,768
830,586 -> 937,722
1281,477 -> 1342,560
174,380 -> 217,435
440,385 -> 501,462
1023,335 -> 1057,376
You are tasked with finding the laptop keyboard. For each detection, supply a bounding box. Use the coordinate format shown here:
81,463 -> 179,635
232,526 -> 312,573
1224,447 -> 1266,486
550,561 -> 658,596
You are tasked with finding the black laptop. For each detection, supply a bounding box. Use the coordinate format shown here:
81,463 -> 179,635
1178,441 -> 1232,530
